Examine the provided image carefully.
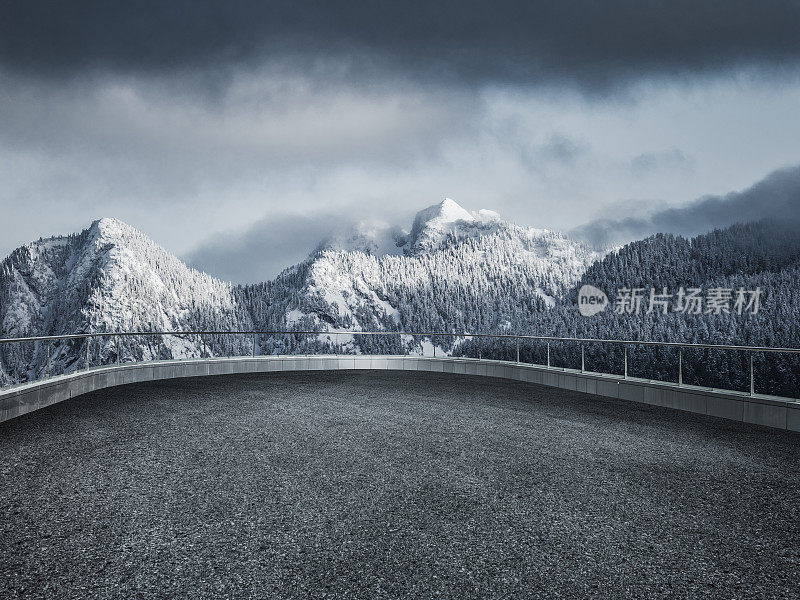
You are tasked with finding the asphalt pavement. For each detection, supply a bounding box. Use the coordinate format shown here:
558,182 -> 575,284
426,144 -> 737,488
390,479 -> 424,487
1,370 -> 799,599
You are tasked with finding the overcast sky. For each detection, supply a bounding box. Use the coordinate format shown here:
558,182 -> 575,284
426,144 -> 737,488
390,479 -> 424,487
2,1 -> 800,281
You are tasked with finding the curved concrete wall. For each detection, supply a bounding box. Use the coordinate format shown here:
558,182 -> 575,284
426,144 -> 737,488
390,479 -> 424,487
1,355 -> 798,431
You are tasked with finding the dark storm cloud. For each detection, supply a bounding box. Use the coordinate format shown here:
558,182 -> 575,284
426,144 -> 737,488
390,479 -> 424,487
571,164 -> 800,247
2,1 -> 800,89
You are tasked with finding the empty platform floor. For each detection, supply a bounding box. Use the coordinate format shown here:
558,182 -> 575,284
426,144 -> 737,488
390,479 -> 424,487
1,371 -> 798,599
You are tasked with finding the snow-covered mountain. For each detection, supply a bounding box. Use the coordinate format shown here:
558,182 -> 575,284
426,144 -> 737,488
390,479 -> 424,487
405,197 -> 505,254
0,199 -> 602,382
0,218 -> 251,383
241,199 -> 603,351
319,198 -> 521,257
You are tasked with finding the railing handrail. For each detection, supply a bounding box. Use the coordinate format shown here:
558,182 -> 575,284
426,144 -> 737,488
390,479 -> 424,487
0,329 -> 798,355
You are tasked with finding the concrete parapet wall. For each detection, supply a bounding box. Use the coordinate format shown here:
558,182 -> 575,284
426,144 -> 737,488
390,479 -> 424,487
1,356 -> 798,431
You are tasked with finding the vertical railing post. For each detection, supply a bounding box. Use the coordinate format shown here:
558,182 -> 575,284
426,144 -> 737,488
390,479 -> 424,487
335,333 -> 338,355
581,343 -> 585,373
433,337 -> 436,357
478,337 -> 481,360
624,346 -> 628,379
86,337 -> 90,371
750,352 -> 754,396
516,337 -> 520,363
46,342 -> 51,378
305,332 -> 309,354
116,335 -> 121,365
678,348 -> 682,386
546,342 -> 550,368
252,333 -> 257,357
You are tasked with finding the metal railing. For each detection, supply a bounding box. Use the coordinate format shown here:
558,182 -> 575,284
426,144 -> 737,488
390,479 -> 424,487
1,329 -> 799,399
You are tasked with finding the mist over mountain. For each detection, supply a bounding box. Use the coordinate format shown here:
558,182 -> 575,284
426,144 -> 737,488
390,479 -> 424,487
571,164 -> 800,248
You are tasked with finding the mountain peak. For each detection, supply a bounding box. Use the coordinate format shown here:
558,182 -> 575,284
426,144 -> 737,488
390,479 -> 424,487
409,198 -> 474,247
84,218 -> 138,245
442,196 -> 471,213
434,198 -> 475,223
90,217 -> 135,235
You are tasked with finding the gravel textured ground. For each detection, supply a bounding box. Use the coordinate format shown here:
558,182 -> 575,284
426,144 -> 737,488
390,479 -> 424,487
1,370 -> 799,599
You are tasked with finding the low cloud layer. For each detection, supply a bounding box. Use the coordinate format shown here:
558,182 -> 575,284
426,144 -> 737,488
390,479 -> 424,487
572,164 -> 800,247
185,210 -> 401,283
188,163 -> 800,283
630,148 -> 695,177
